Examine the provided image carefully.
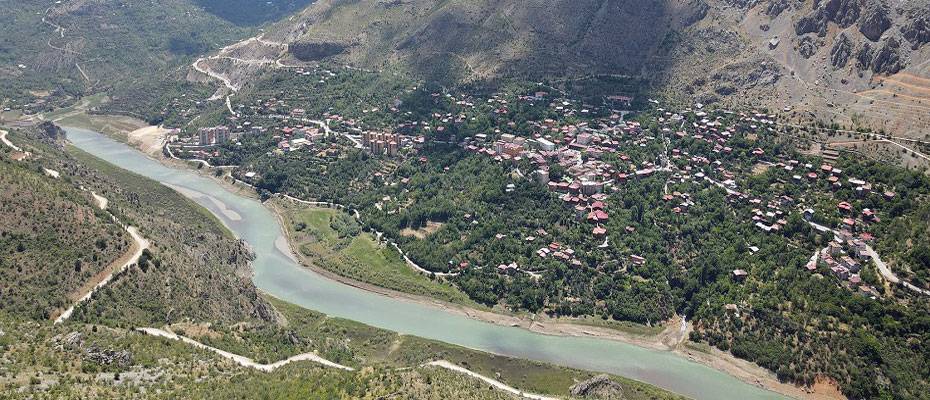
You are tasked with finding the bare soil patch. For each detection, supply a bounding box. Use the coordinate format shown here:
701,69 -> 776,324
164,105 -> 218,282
400,221 -> 444,239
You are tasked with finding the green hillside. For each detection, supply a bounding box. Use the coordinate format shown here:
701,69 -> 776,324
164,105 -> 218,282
0,0 -> 259,113
0,129 -> 130,320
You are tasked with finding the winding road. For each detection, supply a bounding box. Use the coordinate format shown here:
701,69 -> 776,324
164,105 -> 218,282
135,327 -> 354,372
53,189 -> 150,324
0,129 -> 24,152
132,328 -> 560,399
55,225 -> 149,324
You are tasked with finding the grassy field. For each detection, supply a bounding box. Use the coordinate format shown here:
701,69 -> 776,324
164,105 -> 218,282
277,202 -> 480,308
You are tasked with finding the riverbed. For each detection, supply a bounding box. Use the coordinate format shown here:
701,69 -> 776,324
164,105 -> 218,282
66,126 -> 787,400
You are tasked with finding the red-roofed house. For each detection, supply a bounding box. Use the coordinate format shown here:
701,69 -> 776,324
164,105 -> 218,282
587,210 -> 609,223
838,202 -> 853,213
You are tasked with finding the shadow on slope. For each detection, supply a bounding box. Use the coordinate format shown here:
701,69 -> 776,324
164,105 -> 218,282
193,0 -> 318,26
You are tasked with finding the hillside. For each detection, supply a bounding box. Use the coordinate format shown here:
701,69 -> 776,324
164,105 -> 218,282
0,125 -> 275,326
0,299 -> 684,400
0,127 -> 130,320
699,0 -> 930,140
248,0 -> 930,136
0,0 -> 317,114
269,0 -> 711,82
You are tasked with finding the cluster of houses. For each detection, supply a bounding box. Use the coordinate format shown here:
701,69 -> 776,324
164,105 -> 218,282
535,240 -> 584,268
807,234 -> 880,296
461,116 -> 652,242
170,68 -> 912,296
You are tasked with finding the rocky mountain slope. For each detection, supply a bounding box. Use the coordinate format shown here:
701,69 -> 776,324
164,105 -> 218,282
709,0 -> 930,138
255,0 -> 929,136
269,0 -> 712,81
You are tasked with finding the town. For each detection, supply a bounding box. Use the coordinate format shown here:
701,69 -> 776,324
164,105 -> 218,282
159,64 -> 928,314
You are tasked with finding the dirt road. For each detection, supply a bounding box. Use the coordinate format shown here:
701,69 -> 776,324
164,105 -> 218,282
54,226 -> 150,324
424,360 -> 560,400
136,328 -> 354,372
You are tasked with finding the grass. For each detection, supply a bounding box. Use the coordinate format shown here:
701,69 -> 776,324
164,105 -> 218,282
298,207 -> 341,242
279,202 -> 480,308
684,341 -> 713,354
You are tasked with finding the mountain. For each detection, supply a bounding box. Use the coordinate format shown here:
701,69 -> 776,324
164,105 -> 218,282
0,0 -> 319,113
260,0 -> 930,136
270,0 -> 712,81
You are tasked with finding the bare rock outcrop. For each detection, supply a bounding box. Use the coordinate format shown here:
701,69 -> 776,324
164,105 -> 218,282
858,1 -> 892,41
856,42 -> 873,70
796,0 -> 861,37
830,32 -> 853,68
901,15 -> 930,49
765,0 -> 791,17
84,345 -> 134,367
798,36 -> 819,59
570,375 -> 625,399
870,36 -> 903,74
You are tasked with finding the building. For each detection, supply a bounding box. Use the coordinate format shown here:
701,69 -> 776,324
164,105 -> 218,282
732,269 -> 749,281
198,126 -> 230,146
362,131 -> 402,156
536,138 -> 555,151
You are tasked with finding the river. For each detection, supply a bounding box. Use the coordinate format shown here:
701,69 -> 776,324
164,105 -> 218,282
66,127 -> 786,400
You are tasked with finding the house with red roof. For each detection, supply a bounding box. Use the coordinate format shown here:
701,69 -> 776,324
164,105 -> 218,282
838,202 -> 853,213
586,210 -> 609,223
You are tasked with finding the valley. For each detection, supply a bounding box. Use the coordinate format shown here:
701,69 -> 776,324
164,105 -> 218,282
3,0 -> 930,399
0,124 -> 689,400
